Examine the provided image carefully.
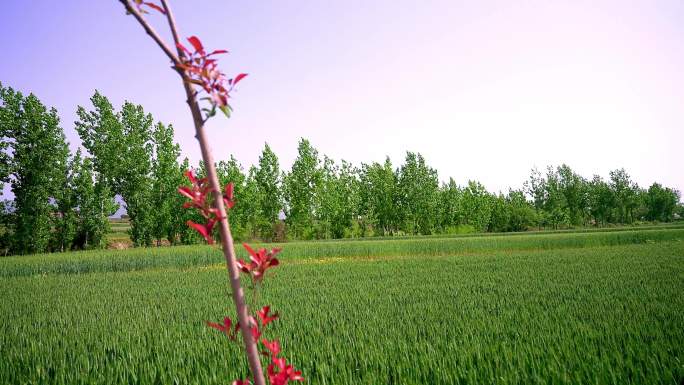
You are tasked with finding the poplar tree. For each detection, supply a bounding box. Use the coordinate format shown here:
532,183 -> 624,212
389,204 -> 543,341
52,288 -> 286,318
609,169 -> 639,224
0,85 -> 69,254
76,92 -> 156,246
439,178 -> 462,231
284,139 -> 321,239
318,159 -> 360,239
313,157 -> 360,239
52,152 -> 78,252
460,180 -> 494,232
71,150 -> 117,249
397,152 -> 440,235
242,166 -> 262,240
0,83 -> 11,193
150,122 -> 181,245
644,183 -> 680,222
359,157 -> 400,236
255,144 -> 283,240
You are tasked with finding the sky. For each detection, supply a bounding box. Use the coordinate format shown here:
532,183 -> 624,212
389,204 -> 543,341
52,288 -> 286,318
1,0 -> 682,195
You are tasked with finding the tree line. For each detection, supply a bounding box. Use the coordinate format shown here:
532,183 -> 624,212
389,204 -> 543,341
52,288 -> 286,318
1,84 -> 681,254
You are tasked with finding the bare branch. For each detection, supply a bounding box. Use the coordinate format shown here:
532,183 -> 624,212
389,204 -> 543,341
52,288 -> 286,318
160,0 -> 185,59
118,0 -> 180,66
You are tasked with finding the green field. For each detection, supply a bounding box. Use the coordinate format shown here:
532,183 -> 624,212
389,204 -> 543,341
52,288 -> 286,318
1,229 -> 684,384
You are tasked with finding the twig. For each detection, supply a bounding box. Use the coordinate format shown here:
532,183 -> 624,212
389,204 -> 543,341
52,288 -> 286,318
118,1 -> 179,65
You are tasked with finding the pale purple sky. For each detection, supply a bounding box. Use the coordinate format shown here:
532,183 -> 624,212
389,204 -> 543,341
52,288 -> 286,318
1,0 -> 682,194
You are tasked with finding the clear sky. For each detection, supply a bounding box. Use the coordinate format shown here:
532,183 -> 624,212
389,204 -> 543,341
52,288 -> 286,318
1,0 -> 682,194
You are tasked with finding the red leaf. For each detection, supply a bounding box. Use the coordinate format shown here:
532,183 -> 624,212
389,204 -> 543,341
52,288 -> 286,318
261,338 -> 281,357
243,243 -> 258,259
240,244 -> 282,282
184,169 -> 197,184
257,306 -> 279,327
176,43 -> 192,56
177,186 -> 194,200
206,317 -> 234,339
236,259 -> 252,274
187,36 -> 204,53
142,2 -> 166,14
233,73 -> 248,85
250,324 -> 261,341
224,182 -> 235,209
209,49 -> 229,56
290,371 -> 304,382
187,219 -> 215,244
267,358 -> 304,385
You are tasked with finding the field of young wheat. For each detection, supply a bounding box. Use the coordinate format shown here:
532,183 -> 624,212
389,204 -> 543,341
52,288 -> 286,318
1,228 -> 683,384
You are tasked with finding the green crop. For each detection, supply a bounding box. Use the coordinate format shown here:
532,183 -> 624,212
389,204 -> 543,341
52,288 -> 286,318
2,228 -> 684,278
1,229 -> 683,384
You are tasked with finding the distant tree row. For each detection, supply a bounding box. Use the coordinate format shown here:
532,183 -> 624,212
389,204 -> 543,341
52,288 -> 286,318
1,86 -> 681,254
0,86 -> 185,254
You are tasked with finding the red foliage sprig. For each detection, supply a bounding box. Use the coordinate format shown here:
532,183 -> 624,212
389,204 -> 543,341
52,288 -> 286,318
176,35 -> 248,119
238,244 -> 281,283
178,169 -> 236,244
180,174 -> 303,385
207,304 -> 303,385
132,0 -> 247,120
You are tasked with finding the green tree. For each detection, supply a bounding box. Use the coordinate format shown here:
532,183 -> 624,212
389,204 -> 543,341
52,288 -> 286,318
243,166 -> 262,240
359,157 -> 399,236
505,189 -> 537,232
588,175 -> 615,226
438,178 -> 463,231
0,83 -> 12,193
544,167 -> 569,229
335,160 -> 361,238
676,202 -> 684,220
609,168 -> 639,224
488,190 -> 537,233
76,92 -> 156,246
52,151 -> 79,252
312,156 -> 336,239
556,164 -> 589,226
0,85 -> 69,254
150,122 -> 181,245
396,152 -> 440,235
460,180 -> 494,232
313,157 -> 360,239
254,144 -> 282,241
118,101 -> 154,246
487,193 -> 510,233
524,167 -> 547,229
644,183 -> 680,222
71,151 -> 117,249
283,139 -> 320,239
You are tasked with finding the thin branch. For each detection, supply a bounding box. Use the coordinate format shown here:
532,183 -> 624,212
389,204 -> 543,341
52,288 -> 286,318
118,0 -> 180,65
160,0 -> 184,60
